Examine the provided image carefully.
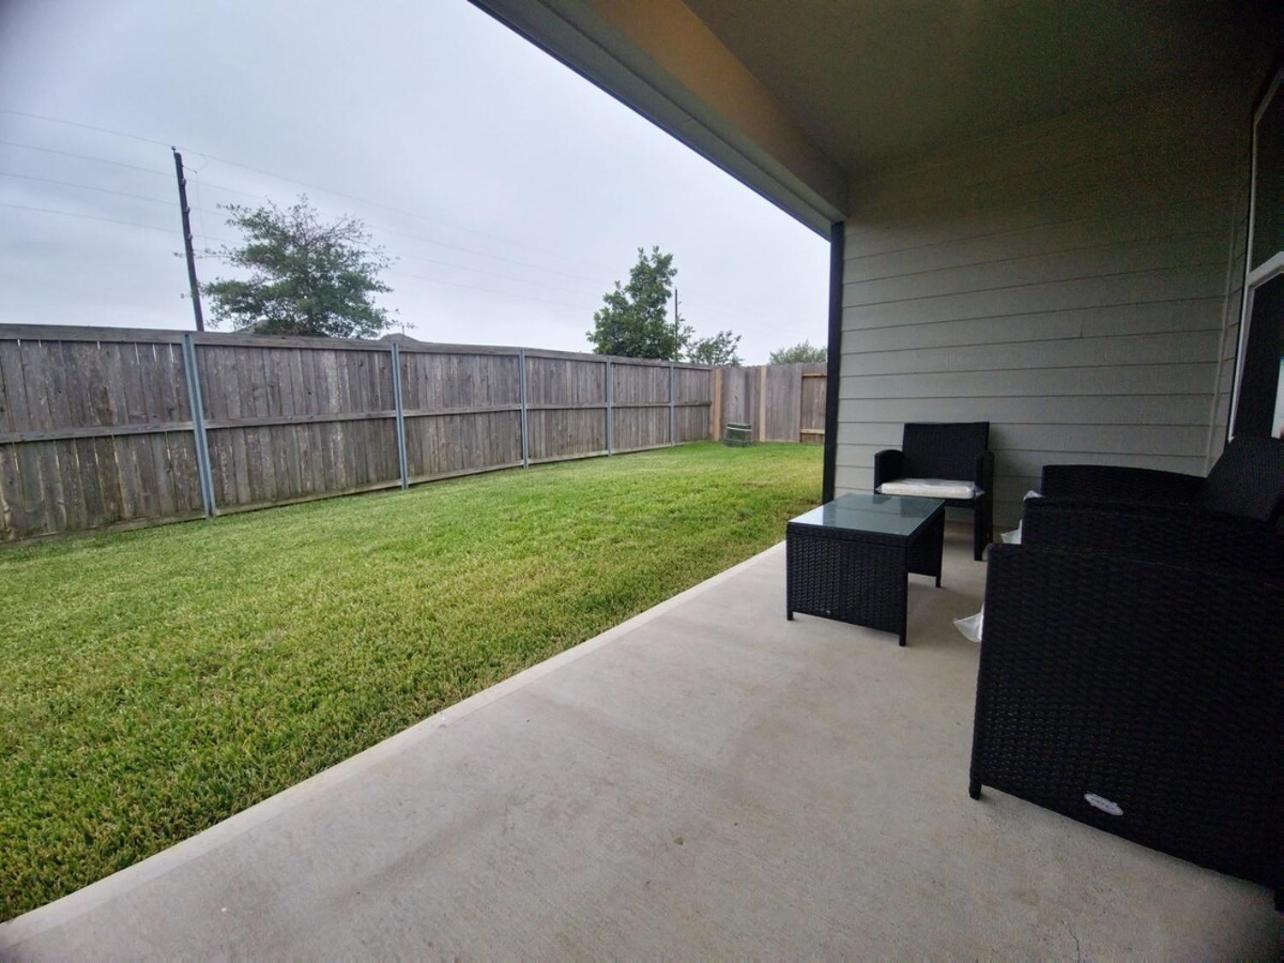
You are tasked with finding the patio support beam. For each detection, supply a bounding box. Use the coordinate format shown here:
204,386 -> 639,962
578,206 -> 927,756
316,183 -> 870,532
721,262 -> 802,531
821,220 -> 844,503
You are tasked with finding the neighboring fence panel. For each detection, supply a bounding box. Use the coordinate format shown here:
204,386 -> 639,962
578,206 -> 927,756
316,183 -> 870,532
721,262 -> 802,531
611,361 -> 670,452
0,325 -> 714,542
673,367 -> 712,442
710,363 -> 826,444
526,355 -> 608,463
800,370 -> 827,444
0,328 -> 203,539
399,347 -> 523,481
717,366 -> 759,435
196,339 -> 402,510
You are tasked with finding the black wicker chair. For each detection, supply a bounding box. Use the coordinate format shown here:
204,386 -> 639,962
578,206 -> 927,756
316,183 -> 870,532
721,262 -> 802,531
970,514 -> 1283,906
1040,436 -> 1283,526
874,422 -> 993,561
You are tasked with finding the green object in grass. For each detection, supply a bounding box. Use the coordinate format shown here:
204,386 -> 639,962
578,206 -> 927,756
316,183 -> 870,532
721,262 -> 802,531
723,422 -> 753,446
0,442 -> 819,920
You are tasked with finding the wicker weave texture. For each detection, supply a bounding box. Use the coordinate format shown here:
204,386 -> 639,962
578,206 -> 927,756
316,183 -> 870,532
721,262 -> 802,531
1022,499 -> 1284,576
1040,436 -> 1283,525
875,422 -> 993,560
971,546 -> 1282,895
786,506 -> 943,645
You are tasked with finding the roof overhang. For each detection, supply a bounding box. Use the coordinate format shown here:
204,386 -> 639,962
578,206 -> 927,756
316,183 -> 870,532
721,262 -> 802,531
469,0 -> 1278,237
468,0 -> 848,236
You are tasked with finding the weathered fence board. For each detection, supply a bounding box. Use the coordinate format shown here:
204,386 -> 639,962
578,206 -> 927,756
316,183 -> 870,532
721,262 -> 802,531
0,332 -> 203,538
0,325 -> 714,542
800,371 -> 827,444
710,363 -> 826,444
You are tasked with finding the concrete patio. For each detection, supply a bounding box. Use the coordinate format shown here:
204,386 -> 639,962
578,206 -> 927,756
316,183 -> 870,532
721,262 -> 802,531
1,527 -> 1275,959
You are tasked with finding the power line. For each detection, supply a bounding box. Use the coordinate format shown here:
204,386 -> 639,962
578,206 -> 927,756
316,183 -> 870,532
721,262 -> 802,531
1,129 -> 617,285
174,179 -> 606,291
373,223 -> 602,284
0,201 -> 237,244
0,138 -> 170,177
0,170 -> 171,206
0,112 -> 619,315
1,201 -> 594,313
1,107 -> 614,270
0,201 -> 178,235
390,270 -> 593,311
380,247 -> 594,297
0,108 -> 171,148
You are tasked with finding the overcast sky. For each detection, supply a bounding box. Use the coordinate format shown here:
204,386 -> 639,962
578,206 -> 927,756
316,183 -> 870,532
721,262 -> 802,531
0,0 -> 828,362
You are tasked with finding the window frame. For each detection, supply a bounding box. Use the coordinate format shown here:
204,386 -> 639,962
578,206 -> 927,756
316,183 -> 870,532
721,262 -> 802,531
1227,65 -> 1283,440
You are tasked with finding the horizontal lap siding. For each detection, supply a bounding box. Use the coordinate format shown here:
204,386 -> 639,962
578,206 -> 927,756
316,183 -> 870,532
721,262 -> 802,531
835,84 -> 1251,527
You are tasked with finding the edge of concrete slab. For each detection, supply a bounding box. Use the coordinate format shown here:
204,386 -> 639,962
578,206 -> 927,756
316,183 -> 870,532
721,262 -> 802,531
0,541 -> 787,948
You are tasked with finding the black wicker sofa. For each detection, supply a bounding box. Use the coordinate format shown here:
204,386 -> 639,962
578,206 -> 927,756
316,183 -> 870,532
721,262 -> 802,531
970,453 -> 1283,906
1039,435 -> 1283,527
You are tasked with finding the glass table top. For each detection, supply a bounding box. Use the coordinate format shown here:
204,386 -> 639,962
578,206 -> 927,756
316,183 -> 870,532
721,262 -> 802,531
788,492 -> 943,537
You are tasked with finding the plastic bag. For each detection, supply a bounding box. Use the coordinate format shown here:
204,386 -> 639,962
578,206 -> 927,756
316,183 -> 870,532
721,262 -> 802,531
954,608 -> 983,642
1001,490 -> 1044,545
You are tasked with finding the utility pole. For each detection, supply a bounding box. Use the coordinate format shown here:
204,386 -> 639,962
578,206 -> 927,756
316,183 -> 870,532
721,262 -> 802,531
172,148 -> 205,331
672,287 -> 680,361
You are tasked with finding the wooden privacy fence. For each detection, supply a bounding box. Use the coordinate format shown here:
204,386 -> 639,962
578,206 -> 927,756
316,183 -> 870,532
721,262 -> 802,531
0,325 -> 713,542
711,362 -> 827,444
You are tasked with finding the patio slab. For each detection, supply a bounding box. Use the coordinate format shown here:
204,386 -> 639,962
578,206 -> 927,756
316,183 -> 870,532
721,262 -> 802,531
2,528 -> 1276,959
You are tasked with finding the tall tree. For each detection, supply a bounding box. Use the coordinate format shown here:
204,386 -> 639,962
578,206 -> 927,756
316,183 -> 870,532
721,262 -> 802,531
204,196 -> 395,338
587,246 -> 690,359
768,340 -> 827,364
687,330 -> 742,366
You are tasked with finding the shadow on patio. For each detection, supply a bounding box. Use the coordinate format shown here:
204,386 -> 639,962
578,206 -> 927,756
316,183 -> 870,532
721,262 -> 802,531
1,526 -> 1275,958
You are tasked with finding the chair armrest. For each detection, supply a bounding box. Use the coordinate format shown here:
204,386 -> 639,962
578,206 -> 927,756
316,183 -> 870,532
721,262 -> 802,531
1039,464 -> 1202,502
975,544 -> 1283,892
1021,498 -> 1283,576
874,449 -> 903,490
975,450 -> 994,493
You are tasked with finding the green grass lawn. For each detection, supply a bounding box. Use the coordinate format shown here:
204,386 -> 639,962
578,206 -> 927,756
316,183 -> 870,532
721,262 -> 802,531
0,441 -> 819,920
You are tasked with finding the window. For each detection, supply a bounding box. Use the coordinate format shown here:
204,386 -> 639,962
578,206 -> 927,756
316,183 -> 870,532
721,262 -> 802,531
1230,66 -> 1284,439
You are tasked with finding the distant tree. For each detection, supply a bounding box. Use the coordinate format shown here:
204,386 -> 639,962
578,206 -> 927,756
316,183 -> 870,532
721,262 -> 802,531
687,330 -> 742,366
768,340 -> 827,364
203,196 -> 395,338
587,246 -> 690,359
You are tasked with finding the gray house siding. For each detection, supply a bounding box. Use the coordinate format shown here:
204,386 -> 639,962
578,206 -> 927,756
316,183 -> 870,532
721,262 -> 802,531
834,83 -> 1253,527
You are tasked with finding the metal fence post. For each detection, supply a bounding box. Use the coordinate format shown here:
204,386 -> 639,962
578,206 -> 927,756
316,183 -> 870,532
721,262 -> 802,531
668,362 -> 676,445
389,343 -> 409,490
518,348 -> 530,468
181,332 -> 216,517
605,359 -> 613,455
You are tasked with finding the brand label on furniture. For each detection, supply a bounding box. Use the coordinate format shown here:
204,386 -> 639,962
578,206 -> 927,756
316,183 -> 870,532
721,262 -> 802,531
1084,793 -> 1123,816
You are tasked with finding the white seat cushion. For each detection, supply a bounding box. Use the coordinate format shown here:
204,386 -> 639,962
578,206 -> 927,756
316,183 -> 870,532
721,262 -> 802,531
877,478 -> 979,500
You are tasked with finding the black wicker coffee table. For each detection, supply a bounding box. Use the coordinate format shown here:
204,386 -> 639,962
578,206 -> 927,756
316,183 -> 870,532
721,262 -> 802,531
786,493 -> 945,645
